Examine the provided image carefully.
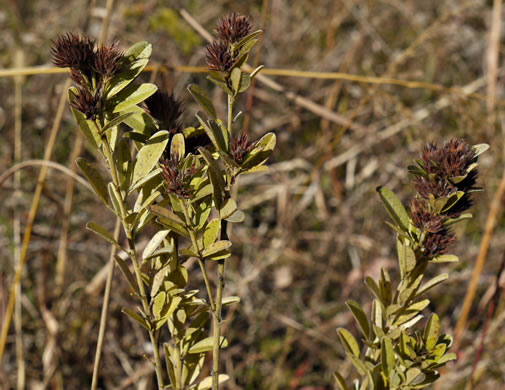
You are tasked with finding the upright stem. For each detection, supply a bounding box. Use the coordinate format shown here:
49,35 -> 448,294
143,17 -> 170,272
212,95 -> 234,390
99,126 -> 165,390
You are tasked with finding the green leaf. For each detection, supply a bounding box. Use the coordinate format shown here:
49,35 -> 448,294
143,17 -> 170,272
86,222 -> 122,251
149,205 -> 189,238
180,248 -> 199,258
202,240 -> 232,258
195,114 -> 226,152
68,88 -> 101,149
381,337 -> 395,375
416,273 -> 448,297
219,198 -> 238,220
203,219 -> 220,247
116,139 -> 132,190
143,230 -> 170,259
122,307 -> 150,331
76,157 -> 109,207
199,147 -> 226,208
337,328 -> 360,357
397,239 -> 416,277
206,250 -> 231,261
222,296 -> 240,306
195,375 -> 230,390
234,30 -> 262,52
152,291 -> 166,318
365,277 -> 383,303
124,40 -> 153,60
129,167 -> 161,194
333,372 -> 349,390
230,67 -> 242,96
113,255 -> 137,293
101,112 -> 135,133
171,133 -> 185,158
107,182 -> 122,216
187,84 -> 217,120
377,186 -> 409,232
443,213 -> 472,227
188,336 -> 228,354
241,132 -> 276,170
346,300 -> 370,341
226,209 -> 245,223
132,130 -> 169,186
431,254 -> 458,263
110,83 -> 158,113
238,71 -> 251,93
372,300 -> 383,330
423,313 -> 440,351
123,109 -> 158,138
107,41 -> 152,97
472,143 -> 489,157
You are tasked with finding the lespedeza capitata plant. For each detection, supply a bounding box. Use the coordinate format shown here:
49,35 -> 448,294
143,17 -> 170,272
51,13 -> 273,390
335,139 -> 488,390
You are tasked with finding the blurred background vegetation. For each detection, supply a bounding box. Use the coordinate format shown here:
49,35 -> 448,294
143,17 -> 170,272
1,0 -> 505,389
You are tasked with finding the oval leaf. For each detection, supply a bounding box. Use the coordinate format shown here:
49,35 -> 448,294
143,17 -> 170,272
76,157 -> 109,207
188,336 -> 228,354
377,186 -> 409,232
132,130 -> 169,186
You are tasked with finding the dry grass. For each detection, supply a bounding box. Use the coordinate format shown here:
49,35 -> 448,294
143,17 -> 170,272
1,0 -> 505,389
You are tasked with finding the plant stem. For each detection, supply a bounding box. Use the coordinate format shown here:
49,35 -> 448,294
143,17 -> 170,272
99,125 -> 165,390
212,94 -> 234,390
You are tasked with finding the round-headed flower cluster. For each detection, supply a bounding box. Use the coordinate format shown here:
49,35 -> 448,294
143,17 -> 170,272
205,13 -> 253,73
50,33 -> 124,121
409,139 -> 479,260
160,152 -> 200,199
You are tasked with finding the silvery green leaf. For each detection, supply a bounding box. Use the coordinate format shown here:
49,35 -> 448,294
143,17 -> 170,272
188,84 -> 217,120
110,83 -> 158,113
132,130 -> 169,186
377,186 -> 409,232
188,336 -> 228,354
337,328 -> 360,357
76,157 -> 109,207
472,143 -> 489,157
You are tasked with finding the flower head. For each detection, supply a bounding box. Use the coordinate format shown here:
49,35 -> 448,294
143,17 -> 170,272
420,139 -> 476,179
160,153 -> 200,199
145,90 -> 184,133
93,40 -> 124,78
215,13 -> 252,44
230,133 -> 255,164
423,229 -> 455,259
69,86 -> 103,120
409,199 -> 443,233
205,40 -> 234,72
50,33 -> 95,73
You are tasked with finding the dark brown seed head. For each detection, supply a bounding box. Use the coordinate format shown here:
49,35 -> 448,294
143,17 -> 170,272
205,40 -> 234,72
410,199 -> 443,233
93,40 -> 124,78
230,133 -> 255,164
421,139 -> 475,178
423,229 -> 455,259
70,87 -> 102,120
160,154 -> 199,199
215,13 -> 252,44
50,33 -> 95,72
413,176 -> 456,199
145,90 -> 183,133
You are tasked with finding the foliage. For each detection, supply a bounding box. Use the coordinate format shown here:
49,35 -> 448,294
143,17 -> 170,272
52,13 -> 274,390
335,141 -> 488,389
